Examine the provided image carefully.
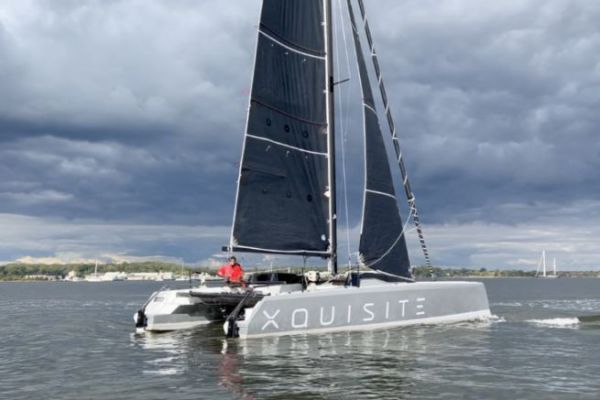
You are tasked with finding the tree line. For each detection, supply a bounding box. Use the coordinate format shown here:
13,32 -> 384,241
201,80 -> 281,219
0,261 -> 209,281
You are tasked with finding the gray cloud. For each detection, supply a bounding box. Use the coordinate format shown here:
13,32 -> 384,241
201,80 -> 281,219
370,0 -> 600,224
0,212 -> 228,265
0,0 -> 599,267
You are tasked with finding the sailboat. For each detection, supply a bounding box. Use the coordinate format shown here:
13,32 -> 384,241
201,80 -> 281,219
536,250 -> 559,278
134,0 -> 491,337
85,260 -> 103,282
222,0 -> 490,338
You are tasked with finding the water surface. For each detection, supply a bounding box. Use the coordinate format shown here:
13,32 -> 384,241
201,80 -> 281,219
1,278 -> 599,399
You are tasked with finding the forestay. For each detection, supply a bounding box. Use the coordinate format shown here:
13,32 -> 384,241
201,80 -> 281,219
347,0 -> 411,278
230,0 -> 331,256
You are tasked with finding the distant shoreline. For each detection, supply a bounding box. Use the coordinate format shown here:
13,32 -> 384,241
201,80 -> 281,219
2,275 -> 598,282
1,261 -> 598,281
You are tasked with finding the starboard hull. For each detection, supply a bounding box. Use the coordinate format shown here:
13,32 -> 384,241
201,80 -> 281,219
135,274 -> 304,333
144,313 -> 212,332
234,281 -> 491,339
136,288 -> 229,333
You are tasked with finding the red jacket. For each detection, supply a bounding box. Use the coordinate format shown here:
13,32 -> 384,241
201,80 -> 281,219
217,264 -> 232,278
229,264 -> 244,283
218,263 -> 244,283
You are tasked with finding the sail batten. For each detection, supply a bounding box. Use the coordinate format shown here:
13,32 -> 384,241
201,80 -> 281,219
365,188 -> 396,200
259,30 -> 326,60
231,0 -> 331,256
347,0 -> 411,278
228,245 -> 329,257
246,134 -> 329,157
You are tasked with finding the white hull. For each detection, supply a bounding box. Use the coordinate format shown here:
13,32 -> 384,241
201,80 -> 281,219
144,313 -> 212,332
137,279 -> 303,333
136,273 -> 491,339
137,287 -> 224,332
233,280 -> 491,339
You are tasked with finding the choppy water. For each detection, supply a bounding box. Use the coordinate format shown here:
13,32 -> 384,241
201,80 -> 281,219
1,278 -> 599,399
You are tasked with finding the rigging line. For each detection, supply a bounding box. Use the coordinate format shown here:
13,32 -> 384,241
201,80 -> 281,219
356,0 -> 432,267
335,0 -> 353,269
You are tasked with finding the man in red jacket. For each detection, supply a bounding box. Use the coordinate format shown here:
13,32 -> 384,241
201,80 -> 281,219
217,256 -> 244,284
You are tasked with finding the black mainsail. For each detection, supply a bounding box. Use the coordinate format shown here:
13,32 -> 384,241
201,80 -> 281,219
230,0 -> 411,277
347,0 -> 411,278
230,0 -> 332,257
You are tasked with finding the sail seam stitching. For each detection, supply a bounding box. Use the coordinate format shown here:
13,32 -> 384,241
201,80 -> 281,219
246,134 -> 328,156
251,99 -> 326,127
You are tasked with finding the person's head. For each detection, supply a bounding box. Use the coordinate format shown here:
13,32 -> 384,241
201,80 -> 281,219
229,256 -> 237,265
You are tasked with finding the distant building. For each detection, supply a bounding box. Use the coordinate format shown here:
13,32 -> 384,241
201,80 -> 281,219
127,272 -> 174,281
64,271 -> 84,282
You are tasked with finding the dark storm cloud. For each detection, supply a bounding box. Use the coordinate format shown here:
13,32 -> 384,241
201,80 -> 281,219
369,0 -> 600,226
0,0 -> 262,228
1,0 -> 599,267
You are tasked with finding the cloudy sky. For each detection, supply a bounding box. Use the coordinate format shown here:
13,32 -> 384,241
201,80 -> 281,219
1,0 -> 599,269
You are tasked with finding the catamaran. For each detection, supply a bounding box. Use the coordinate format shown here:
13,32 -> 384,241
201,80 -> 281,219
135,0 -> 491,338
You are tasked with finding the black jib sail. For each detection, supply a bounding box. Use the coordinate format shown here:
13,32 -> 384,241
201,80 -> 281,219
230,0 -> 331,257
347,0 -> 411,277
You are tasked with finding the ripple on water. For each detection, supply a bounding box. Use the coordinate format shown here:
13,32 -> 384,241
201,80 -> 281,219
526,318 -> 581,328
528,298 -> 600,312
2,280 -> 600,399
491,301 -> 523,307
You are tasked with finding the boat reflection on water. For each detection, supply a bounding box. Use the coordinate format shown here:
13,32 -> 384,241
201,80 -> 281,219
131,321 -> 495,399
218,340 -> 256,400
131,325 -> 256,399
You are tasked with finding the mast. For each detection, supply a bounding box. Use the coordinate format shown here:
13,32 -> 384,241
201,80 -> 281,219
325,0 -> 337,275
542,250 -> 547,277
